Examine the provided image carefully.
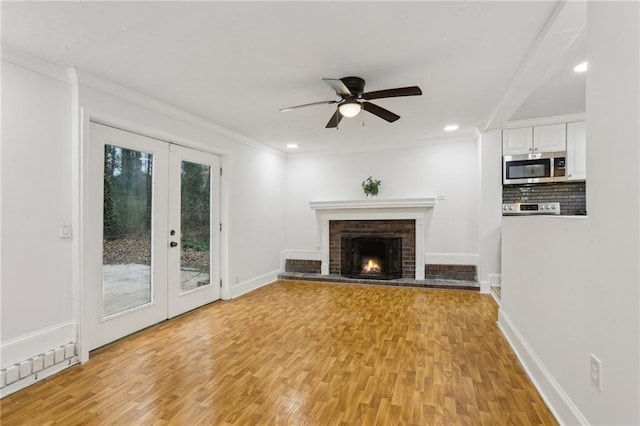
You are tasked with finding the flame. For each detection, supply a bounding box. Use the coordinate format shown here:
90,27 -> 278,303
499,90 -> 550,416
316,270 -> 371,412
362,258 -> 381,273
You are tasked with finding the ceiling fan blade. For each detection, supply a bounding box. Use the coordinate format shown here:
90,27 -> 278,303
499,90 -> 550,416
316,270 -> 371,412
362,86 -> 422,100
325,110 -> 344,128
362,102 -> 400,123
322,78 -> 352,96
279,100 -> 337,112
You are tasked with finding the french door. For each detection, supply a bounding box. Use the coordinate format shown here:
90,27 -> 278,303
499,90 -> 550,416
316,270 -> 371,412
86,122 -> 221,351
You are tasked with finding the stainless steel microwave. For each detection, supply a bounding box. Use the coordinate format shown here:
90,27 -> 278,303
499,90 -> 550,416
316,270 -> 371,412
503,151 -> 567,185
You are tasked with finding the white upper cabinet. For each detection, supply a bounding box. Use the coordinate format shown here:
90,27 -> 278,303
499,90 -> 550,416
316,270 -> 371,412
566,121 -> 586,180
533,123 -> 566,153
502,123 -> 567,155
502,127 -> 533,155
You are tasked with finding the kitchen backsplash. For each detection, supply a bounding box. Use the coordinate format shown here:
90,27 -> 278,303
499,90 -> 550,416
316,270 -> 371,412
503,181 -> 586,215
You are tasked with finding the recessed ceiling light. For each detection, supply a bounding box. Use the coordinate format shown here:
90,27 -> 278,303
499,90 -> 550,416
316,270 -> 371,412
444,124 -> 459,132
574,61 -> 588,73
286,143 -> 298,149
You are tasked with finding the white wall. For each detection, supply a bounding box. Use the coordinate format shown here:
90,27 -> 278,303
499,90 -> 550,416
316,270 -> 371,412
1,61 -> 75,366
499,2 -> 639,424
284,138 -> 480,265
226,142 -> 285,291
477,129 -> 502,289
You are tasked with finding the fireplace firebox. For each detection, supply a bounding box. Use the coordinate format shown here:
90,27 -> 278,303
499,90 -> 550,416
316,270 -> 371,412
341,236 -> 402,280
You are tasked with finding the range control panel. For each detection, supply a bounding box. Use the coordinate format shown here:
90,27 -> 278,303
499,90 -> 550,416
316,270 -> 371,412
502,202 -> 561,216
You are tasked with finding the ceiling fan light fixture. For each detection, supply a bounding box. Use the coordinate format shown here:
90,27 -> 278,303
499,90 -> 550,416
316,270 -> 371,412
338,101 -> 361,118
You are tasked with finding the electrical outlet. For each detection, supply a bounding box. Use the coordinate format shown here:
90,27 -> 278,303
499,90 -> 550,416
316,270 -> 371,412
235,276 -> 240,285
590,354 -> 602,390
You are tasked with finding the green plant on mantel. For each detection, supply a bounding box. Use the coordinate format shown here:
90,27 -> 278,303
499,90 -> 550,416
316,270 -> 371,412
362,176 -> 382,197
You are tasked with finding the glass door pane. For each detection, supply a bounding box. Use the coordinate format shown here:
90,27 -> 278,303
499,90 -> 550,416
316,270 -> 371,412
167,145 -> 220,318
102,144 -> 153,316
180,161 -> 211,292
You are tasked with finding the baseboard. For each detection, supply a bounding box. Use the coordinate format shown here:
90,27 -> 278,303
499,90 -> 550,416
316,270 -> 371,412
230,269 -> 280,299
489,273 -> 502,286
1,321 -> 77,369
1,354 -> 79,398
479,280 -> 491,294
489,286 -> 501,305
497,310 -> 589,425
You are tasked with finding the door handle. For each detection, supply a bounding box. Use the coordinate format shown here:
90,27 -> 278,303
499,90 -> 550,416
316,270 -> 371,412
170,241 -> 178,247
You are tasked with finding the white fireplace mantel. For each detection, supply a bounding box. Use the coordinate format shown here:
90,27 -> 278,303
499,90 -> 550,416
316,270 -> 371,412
310,197 -> 436,211
310,197 -> 436,279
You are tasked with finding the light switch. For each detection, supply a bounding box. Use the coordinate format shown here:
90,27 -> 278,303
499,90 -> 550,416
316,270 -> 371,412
59,223 -> 72,239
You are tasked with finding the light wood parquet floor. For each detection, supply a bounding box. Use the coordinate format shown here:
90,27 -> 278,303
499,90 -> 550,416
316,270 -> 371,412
1,280 -> 557,425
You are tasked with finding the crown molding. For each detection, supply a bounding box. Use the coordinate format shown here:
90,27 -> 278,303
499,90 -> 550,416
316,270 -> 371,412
1,44 -> 282,157
503,112 -> 585,129
1,44 -> 71,83
68,68 -> 284,158
286,132 -> 477,159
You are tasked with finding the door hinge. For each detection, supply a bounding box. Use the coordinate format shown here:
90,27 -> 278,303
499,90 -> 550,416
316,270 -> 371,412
220,168 -> 223,176
220,279 -> 223,288
219,223 -> 222,232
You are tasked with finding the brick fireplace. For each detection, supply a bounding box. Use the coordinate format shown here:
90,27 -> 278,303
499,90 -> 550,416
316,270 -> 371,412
309,198 -> 436,280
330,220 -> 415,279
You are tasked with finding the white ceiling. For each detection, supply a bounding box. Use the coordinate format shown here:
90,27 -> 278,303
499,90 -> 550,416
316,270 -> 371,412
1,1 -> 585,154
511,24 -> 586,121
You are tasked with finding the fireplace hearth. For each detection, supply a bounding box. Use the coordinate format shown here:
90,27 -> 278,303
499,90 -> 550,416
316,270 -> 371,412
341,236 -> 402,280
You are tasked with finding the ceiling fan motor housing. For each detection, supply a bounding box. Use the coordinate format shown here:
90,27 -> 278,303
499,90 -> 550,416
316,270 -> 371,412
340,76 -> 366,97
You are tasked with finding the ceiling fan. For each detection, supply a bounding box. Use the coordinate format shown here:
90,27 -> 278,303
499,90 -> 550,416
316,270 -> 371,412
279,76 -> 422,128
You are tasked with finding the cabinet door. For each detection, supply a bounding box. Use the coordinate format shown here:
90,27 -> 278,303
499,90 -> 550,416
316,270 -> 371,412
533,123 -> 566,153
566,121 -> 586,180
502,127 -> 533,155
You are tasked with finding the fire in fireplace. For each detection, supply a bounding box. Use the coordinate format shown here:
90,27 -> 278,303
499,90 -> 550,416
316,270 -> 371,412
341,236 -> 402,280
